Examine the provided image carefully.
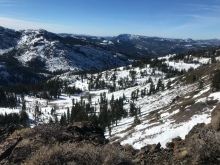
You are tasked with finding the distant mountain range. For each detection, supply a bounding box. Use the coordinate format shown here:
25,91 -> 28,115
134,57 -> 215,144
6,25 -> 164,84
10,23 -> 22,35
58,33 -> 220,59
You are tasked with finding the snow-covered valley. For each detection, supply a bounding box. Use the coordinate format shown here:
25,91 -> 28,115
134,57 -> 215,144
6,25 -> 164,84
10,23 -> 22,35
1,51 -> 220,149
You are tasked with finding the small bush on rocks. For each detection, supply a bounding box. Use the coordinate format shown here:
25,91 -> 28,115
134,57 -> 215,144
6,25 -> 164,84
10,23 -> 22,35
23,143 -> 134,165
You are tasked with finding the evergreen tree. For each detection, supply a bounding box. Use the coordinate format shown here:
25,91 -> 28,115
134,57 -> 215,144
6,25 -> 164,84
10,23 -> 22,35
198,80 -> 204,91
156,78 -> 162,91
67,107 -> 70,124
88,94 -> 92,105
22,100 -> 26,111
123,93 -> 126,100
134,114 -> 141,124
212,70 -> 220,91
49,117 -> 53,124
72,98 -> 75,105
149,82 -> 155,95
166,80 -> 171,89
55,115 -> 58,123
129,102 -> 136,117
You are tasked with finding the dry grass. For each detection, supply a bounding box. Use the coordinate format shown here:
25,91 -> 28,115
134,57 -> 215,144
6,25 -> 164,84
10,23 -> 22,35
22,143 -> 134,165
116,128 -> 136,143
11,124 -> 64,146
108,136 -> 120,142
10,128 -> 36,138
180,150 -> 188,158
123,143 -> 135,151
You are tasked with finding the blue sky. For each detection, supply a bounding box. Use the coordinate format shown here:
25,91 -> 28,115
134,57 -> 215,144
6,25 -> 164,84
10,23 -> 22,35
0,0 -> 220,39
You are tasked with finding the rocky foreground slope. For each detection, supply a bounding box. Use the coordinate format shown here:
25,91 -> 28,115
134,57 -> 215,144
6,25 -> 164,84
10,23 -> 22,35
1,106 -> 220,165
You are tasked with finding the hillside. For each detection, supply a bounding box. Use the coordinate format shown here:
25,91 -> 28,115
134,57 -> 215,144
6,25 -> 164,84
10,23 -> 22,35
0,26 -> 130,86
1,50 -> 220,164
0,46 -> 219,137
0,39 -> 220,164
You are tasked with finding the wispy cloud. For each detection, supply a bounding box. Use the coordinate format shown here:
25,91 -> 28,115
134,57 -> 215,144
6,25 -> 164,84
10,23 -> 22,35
184,4 -> 220,11
0,17 -> 77,32
182,14 -> 220,23
0,0 -> 25,7
0,14 -> 8,16
0,5 -> 22,6
16,17 -> 60,23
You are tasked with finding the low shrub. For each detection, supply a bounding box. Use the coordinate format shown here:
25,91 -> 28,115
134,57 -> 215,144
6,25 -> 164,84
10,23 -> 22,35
10,128 -> 35,138
23,143 -> 134,165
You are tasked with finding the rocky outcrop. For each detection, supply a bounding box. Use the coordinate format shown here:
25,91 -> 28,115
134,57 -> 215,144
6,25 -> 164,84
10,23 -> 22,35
0,121 -> 109,164
1,119 -> 220,164
129,123 -> 220,165
65,121 -> 108,145
185,123 -> 205,139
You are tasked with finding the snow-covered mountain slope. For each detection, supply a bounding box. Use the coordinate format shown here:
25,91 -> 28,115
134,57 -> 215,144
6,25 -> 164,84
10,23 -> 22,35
1,52 -> 220,150
0,26 -> 129,73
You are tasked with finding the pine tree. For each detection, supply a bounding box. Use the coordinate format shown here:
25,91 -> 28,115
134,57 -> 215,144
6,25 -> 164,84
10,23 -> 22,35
88,94 -> 92,105
156,78 -> 162,91
193,75 -> 197,82
108,126 -> 111,136
136,89 -> 139,101
55,115 -> 58,123
110,94 -> 114,104
63,112 -> 67,125
22,100 -> 26,111
49,117 -> 53,124
212,70 -> 220,91
129,102 -> 136,117
134,114 -> 140,124
60,115 -> 66,126
166,80 -> 171,89
72,98 -> 75,105
149,82 -> 155,95
67,107 -> 70,124
123,93 -> 126,100
198,80 -> 204,91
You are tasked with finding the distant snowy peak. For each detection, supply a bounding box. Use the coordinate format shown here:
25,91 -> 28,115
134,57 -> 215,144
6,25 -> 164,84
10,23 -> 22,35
114,34 -> 195,43
115,34 -> 144,42
58,33 -> 100,39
